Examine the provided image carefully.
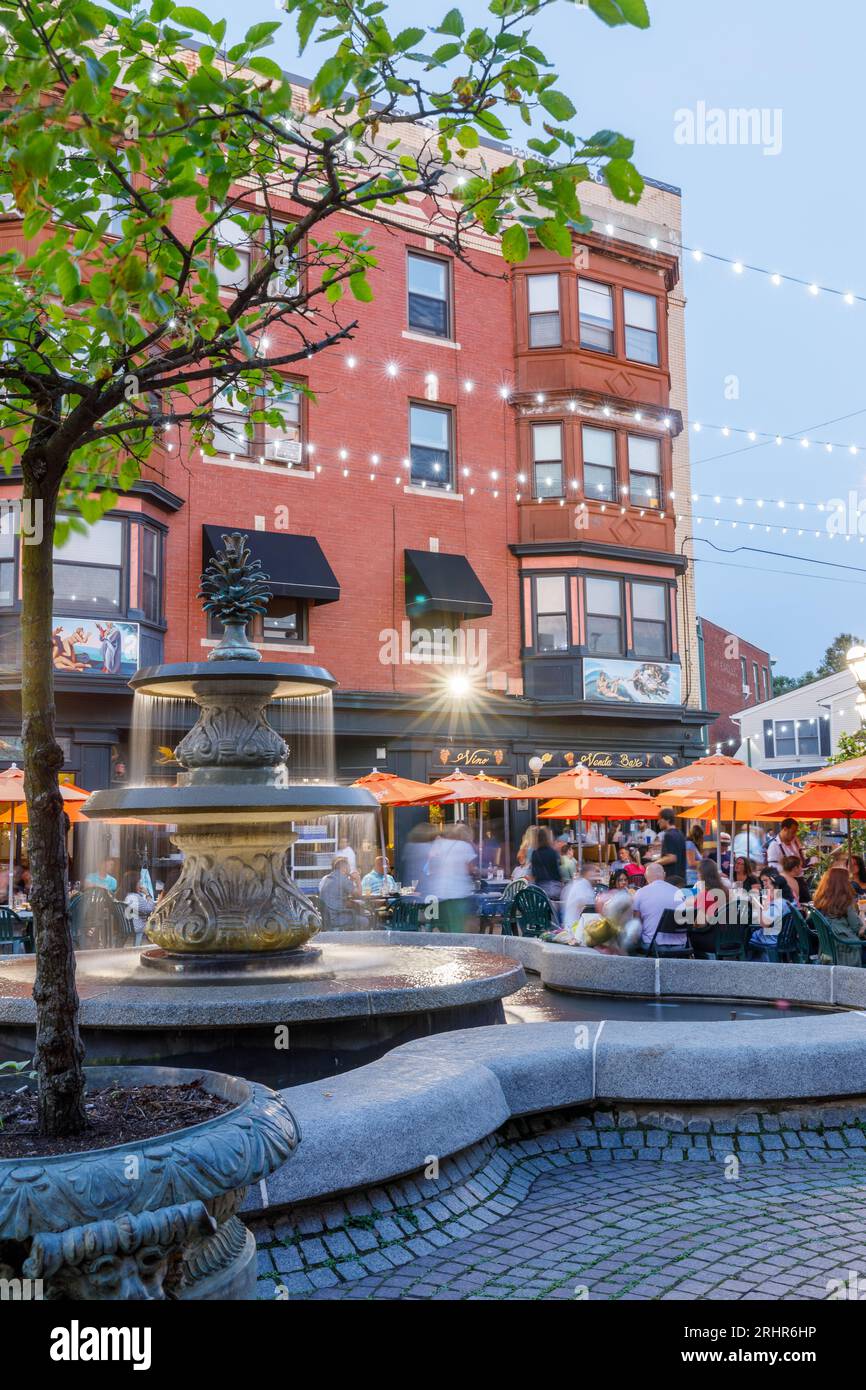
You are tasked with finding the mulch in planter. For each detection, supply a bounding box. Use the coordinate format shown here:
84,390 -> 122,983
0,1079 -> 235,1158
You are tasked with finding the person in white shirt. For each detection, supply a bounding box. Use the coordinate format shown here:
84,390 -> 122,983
633,862 -> 686,952
560,865 -> 600,929
766,819 -> 806,884
733,825 -> 766,865
427,824 -> 477,933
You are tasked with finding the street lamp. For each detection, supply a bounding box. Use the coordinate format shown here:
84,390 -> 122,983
847,644 -> 866,690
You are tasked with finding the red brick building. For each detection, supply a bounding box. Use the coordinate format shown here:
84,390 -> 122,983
0,76 -> 709,846
699,616 -> 772,752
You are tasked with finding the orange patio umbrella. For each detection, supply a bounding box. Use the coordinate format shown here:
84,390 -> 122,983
642,755 -> 791,867
0,765 -> 90,907
803,754 -> 866,789
523,765 -> 658,866
352,770 -> 446,807
428,768 -> 523,863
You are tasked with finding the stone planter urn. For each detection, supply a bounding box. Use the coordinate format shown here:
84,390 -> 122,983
0,1065 -> 298,1301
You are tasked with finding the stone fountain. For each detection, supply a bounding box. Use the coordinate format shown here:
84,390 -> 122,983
0,533 -> 524,1083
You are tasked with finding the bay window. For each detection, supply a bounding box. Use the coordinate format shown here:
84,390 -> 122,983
631,581 -> 669,658
624,289 -> 659,365
578,278 -> 614,353
407,252 -> 450,338
409,403 -> 452,488
527,274 -> 561,347
582,426 -> 616,501
532,423 -> 563,498
533,575 -> 569,653
585,576 -> 623,655
54,518 -> 123,613
627,434 -> 662,508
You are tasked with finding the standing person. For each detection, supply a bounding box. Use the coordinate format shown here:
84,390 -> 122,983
122,869 -> 155,948
652,809 -> 687,882
427,822 -> 477,933
528,826 -> 563,902
733,823 -> 766,866
480,829 -> 502,875
685,823 -> 704,887
335,836 -> 361,889
402,822 -> 436,897
632,862 -> 686,953
766,818 -> 807,887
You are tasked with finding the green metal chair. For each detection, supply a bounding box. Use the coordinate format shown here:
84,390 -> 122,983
760,907 -> 801,964
497,879 -> 528,936
389,897 -> 424,931
505,883 -> 554,938
807,907 -> 838,965
0,906 -> 32,955
786,904 -> 818,964
711,896 -> 754,961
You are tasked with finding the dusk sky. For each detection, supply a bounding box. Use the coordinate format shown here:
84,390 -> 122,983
220,0 -> 866,679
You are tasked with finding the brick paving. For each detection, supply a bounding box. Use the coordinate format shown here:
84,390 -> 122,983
264,1159 -> 866,1301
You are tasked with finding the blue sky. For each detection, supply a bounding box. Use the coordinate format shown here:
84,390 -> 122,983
216,0 -> 866,677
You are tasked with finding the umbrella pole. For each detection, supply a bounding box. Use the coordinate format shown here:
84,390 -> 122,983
578,806 -> 583,870
8,803 -> 14,908
716,792 -> 722,870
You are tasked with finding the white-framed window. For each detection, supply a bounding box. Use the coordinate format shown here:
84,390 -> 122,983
585,576 -> 623,656
527,274 -> 561,348
214,217 -> 251,290
533,575 -> 569,653
212,385 -> 250,456
627,434 -> 661,508
773,719 -> 820,758
407,253 -> 450,338
582,426 -> 616,501
532,423 -> 563,498
623,289 -> 659,365
409,403 -> 452,488
264,382 -> 303,464
631,581 -> 669,659
267,220 -> 300,299
578,278 -> 614,353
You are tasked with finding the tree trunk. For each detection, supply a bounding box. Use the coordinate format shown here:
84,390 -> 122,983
21,469 -> 86,1136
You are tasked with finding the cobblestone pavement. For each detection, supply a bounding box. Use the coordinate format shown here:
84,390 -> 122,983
287,1159 -> 866,1300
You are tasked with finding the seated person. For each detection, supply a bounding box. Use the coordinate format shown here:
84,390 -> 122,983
747,868 -> 792,959
849,855 -> 866,896
812,864 -> 866,967
632,862 -> 687,954
559,863 -> 600,929
318,857 -> 369,931
360,855 -> 398,895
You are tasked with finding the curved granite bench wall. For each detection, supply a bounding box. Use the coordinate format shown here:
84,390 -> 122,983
253,1006 -> 866,1211
318,930 -> 866,1009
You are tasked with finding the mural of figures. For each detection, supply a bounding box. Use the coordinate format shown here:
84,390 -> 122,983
583,658 -> 681,706
51,618 -> 139,678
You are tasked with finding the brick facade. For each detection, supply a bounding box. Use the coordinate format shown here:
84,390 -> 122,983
700,616 -> 772,751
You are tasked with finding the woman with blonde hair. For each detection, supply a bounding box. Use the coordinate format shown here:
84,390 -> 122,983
512,825 -> 539,881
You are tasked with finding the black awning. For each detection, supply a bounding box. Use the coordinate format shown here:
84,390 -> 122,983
202,527 -> 340,605
404,548 -> 492,618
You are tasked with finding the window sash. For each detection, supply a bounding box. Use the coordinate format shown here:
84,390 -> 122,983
632,619 -> 668,659
53,562 -> 122,612
536,613 -> 569,652
584,463 -> 616,500
528,274 -> 561,347
585,613 -> 622,656
624,291 -> 659,365
773,722 -> 796,757
578,279 -> 614,353
585,576 -> 623,656
408,254 -> 450,337
410,404 -> 452,487
533,462 -> 563,498
631,581 -> 666,622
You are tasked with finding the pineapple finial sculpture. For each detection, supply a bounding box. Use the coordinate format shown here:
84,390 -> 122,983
198,531 -> 271,662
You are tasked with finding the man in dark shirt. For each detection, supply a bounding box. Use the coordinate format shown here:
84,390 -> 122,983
654,808 -> 687,881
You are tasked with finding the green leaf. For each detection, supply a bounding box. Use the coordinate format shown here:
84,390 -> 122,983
325,280 -> 343,303
150,0 -> 174,19
438,8 -> 464,36
244,21 -> 282,47
236,325 -> 255,358
614,0 -> 651,28
500,223 -> 529,263
429,41 -> 461,64
249,56 -> 284,81
170,5 -> 213,34
535,219 -> 572,257
394,27 -> 425,51
538,89 -> 576,122
310,53 -> 350,108
56,258 -> 81,302
349,272 -> 373,302
603,158 -> 644,204
456,124 -> 479,148
297,4 -> 317,54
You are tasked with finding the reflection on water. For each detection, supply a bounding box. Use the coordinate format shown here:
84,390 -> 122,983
504,980 -> 833,1025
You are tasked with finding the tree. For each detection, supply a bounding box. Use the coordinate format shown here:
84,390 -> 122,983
816,633 -> 865,680
0,0 -> 650,1133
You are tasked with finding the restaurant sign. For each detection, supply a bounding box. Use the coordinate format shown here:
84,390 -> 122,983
537,750 -> 679,772
434,747 -> 507,769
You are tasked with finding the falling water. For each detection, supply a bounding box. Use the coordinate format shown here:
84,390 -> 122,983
272,691 -> 335,783
129,693 -> 188,787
